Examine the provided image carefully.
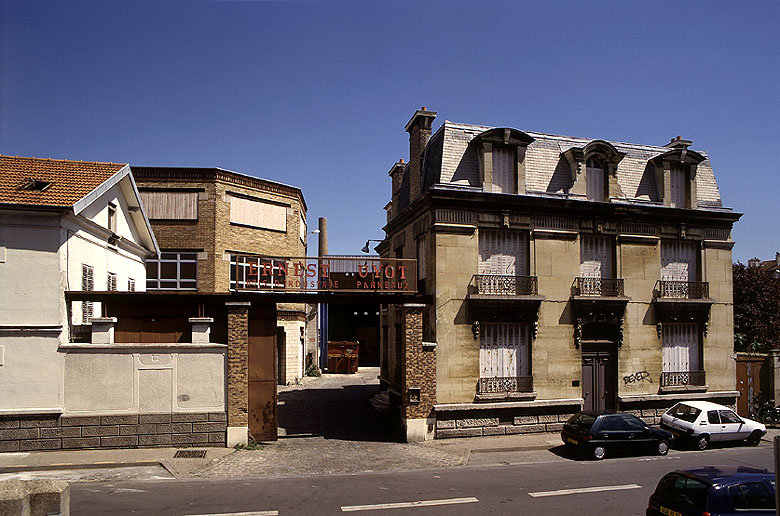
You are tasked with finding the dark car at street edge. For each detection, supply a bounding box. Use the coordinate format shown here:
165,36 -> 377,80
646,466 -> 776,516
561,410 -> 673,460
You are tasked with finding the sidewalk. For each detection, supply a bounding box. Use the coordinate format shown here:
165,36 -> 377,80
2,365 -> 779,482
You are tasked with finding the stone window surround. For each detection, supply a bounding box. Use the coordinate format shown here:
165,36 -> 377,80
563,140 -> 626,201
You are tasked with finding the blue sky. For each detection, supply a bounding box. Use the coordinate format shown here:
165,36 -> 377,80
1,0 -> 778,261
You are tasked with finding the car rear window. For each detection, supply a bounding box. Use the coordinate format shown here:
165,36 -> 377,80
729,482 -> 775,510
667,403 -> 701,423
567,413 -> 596,431
655,474 -> 710,509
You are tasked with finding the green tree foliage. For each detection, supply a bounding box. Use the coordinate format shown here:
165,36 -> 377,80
733,262 -> 780,352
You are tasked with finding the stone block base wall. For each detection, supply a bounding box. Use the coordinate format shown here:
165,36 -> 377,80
435,404 -> 581,438
0,412 -> 227,452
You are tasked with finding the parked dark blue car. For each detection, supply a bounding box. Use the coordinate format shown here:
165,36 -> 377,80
647,466 -> 776,516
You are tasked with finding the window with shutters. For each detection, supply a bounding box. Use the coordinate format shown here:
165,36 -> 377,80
580,235 -> 614,279
128,278 -> 135,292
478,230 -> 529,276
139,190 -> 199,220
416,235 -> 427,293
491,145 -> 516,194
480,323 -> 531,387
107,272 -> 117,291
661,323 -> 704,387
586,159 -> 605,201
146,252 -> 198,290
661,241 -> 698,282
670,166 -> 687,208
81,264 -> 94,322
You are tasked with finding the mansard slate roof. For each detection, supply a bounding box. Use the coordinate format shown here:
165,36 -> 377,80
0,155 -> 127,208
420,121 -> 725,209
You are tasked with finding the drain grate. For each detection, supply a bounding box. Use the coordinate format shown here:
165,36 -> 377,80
174,449 -> 207,458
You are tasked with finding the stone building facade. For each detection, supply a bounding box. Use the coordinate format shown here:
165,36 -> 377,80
133,167 -> 309,384
380,108 -> 741,441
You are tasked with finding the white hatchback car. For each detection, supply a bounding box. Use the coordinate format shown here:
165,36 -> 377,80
660,400 -> 766,450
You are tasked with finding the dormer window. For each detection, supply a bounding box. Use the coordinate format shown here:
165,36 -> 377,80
651,139 -> 706,210
563,141 -> 626,202
474,128 -> 535,195
586,159 -> 605,201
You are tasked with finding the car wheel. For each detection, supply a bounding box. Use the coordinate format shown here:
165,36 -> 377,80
656,439 -> 670,456
746,430 -> 762,447
696,434 -> 709,450
592,445 -> 606,460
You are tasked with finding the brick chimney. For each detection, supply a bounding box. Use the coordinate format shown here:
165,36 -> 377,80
664,136 -> 692,150
405,107 -> 437,202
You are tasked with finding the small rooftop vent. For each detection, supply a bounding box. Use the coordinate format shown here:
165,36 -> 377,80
20,178 -> 52,191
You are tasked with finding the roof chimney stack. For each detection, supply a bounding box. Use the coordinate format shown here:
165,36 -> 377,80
664,136 -> 693,150
405,107 -> 437,202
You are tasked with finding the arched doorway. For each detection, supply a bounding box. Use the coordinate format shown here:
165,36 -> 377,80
580,322 -> 619,412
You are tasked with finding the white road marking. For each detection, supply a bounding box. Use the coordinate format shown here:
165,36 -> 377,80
182,512 -> 278,516
528,484 -> 642,498
341,496 -> 479,512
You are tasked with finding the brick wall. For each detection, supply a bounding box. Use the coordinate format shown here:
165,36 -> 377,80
0,413 -> 226,451
401,305 -> 436,420
226,303 -> 249,428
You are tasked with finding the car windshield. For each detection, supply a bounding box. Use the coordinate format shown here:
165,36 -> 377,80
568,413 -> 596,431
667,403 -> 701,423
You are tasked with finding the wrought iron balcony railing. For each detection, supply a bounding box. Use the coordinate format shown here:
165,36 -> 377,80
661,370 -> 706,387
469,275 -> 538,296
574,277 -> 624,297
657,281 -> 709,300
477,376 -> 534,394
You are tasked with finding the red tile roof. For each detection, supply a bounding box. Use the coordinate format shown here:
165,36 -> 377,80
0,155 -> 127,208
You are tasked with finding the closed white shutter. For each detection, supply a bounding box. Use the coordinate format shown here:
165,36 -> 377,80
580,235 -> 613,278
229,195 -> 287,232
492,146 -> 514,193
663,323 -> 699,372
480,323 -> 530,378
661,241 -> 697,281
478,230 -> 528,276
586,161 -> 605,201
670,167 -> 686,208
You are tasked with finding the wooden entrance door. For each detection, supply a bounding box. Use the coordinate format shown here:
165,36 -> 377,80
582,341 -> 617,412
248,304 -> 278,441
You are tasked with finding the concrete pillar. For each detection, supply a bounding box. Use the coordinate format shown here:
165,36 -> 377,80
90,317 -> 116,344
189,317 -> 213,344
226,301 -> 250,446
400,303 -> 436,442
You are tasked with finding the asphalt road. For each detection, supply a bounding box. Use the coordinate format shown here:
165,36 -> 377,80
72,441 -> 776,516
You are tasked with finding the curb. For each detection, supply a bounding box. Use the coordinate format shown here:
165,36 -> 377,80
0,459 -> 174,476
